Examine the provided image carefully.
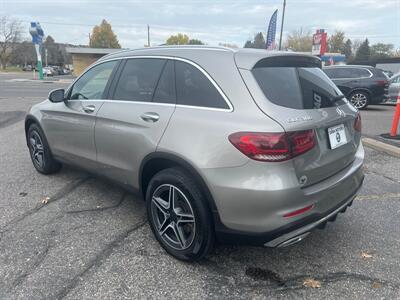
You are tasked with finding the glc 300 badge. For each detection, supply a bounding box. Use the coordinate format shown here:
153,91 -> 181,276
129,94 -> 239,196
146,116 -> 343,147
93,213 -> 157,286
287,115 -> 313,123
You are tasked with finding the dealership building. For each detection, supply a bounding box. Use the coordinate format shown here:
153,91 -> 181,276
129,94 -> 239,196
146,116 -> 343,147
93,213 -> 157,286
66,47 -> 123,76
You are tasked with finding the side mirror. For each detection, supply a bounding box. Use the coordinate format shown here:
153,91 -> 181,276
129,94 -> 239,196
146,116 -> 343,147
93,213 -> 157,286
48,89 -> 65,103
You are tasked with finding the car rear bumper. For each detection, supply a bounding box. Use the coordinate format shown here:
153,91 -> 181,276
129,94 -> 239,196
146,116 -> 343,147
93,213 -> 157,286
203,142 -> 364,246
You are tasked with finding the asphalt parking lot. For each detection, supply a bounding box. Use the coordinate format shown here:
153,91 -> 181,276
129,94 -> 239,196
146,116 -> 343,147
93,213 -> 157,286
1,72 -> 400,299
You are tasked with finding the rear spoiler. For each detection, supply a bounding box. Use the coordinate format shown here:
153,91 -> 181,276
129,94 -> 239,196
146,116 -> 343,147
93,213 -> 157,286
253,55 -> 322,69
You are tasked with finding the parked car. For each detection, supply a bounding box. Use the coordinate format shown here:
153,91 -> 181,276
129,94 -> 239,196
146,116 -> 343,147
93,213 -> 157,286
50,66 -> 61,75
323,65 -> 389,109
22,65 -> 33,71
387,72 -> 400,104
42,67 -> 54,76
62,68 -> 71,75
382,70 -> 394,78
25,47 -> 364,261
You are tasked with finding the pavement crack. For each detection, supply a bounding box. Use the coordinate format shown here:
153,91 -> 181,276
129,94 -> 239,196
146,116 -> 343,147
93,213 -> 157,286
0,110 -> 26,129
364,168 -> 400,184
54,217 -> 147,300
0,176 -> 91,236
9,241 -> 51,291
64,191 -> 127,214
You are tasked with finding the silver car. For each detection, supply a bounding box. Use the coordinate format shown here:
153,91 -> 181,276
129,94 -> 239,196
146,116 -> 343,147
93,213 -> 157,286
387,72 -> 400,104
25,46 -> 364,261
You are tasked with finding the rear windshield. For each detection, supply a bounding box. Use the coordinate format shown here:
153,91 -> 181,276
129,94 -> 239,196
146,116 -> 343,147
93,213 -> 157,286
252,66 -> 344,109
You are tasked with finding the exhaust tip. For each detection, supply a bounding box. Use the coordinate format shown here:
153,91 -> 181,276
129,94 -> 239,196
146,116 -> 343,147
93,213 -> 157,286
277,232 -> 310,248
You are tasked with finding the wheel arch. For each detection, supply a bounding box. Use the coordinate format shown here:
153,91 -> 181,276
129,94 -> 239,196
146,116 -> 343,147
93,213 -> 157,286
348,88 -> 372,98
25,115 -> 42,145
139,152 -> 218,214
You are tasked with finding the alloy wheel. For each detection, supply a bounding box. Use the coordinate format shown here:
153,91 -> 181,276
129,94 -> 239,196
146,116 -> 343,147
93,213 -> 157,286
150,184 -> 196,250
350,93 -> 368,109
29,131 -> 45,168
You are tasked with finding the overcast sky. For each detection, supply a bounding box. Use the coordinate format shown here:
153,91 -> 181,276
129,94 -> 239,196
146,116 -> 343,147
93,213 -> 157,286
2,0 -> 400,49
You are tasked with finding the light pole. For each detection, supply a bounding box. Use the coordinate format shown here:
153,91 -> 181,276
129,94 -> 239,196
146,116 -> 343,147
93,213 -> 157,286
278,0 -> 286,50
147,24 -> 150,47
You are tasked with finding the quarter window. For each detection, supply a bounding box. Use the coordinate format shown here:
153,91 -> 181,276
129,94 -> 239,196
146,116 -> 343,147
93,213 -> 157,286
70,61 -> 117,100
113,58 -> 166,102
153,60 -> 176,104
175,61 -> 228,109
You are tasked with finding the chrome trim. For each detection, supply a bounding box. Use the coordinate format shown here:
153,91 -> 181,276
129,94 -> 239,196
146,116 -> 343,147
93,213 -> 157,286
65,55 -> 234,112
68,99 -> 231,112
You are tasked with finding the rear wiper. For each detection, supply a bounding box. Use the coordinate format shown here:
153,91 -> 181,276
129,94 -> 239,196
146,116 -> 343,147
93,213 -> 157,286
331,95 -> 345,103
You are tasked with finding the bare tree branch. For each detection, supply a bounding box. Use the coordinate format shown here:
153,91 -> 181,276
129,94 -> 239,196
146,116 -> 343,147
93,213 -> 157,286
0,15 -> 22,69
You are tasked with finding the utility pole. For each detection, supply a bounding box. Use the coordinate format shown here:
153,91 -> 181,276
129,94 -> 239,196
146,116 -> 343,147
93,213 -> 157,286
278,0 -> 286,50
147,24 -> 150,47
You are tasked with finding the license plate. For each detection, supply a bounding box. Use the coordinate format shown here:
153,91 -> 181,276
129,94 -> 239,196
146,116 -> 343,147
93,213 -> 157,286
328,124 -> 347,149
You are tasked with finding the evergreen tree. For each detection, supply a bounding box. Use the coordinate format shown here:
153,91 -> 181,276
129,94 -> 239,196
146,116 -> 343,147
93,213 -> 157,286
342,39 -> 353,61
355,38 -> 370,61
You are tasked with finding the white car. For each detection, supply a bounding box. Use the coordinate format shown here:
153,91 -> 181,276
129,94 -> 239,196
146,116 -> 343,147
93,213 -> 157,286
387,73 -> 400,104
42,67 -> 54,76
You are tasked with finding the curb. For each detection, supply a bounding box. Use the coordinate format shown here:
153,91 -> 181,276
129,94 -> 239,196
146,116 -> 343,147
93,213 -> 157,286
362,137 -> 400,158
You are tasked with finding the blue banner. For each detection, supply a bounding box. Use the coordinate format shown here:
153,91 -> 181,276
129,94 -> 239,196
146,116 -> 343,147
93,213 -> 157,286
266,9 -> 278,50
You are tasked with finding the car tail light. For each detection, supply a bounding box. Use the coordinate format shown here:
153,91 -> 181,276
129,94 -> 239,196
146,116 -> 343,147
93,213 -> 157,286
228,130 -> 315,162
376,80 -> 388,86
288,130 -> 316,157
354,113 -> 362,132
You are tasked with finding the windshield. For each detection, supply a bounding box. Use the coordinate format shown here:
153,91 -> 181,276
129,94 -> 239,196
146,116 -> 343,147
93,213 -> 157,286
252,66 -> 345,109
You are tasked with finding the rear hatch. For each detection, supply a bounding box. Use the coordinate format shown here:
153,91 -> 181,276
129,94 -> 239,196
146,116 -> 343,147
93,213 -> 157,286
237,53 -> 361,187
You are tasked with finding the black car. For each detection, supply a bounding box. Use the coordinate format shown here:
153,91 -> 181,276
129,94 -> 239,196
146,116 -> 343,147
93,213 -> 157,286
323,65 -> 388,109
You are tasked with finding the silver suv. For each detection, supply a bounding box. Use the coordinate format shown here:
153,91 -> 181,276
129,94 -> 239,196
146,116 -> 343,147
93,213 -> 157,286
25,46 -> 364,261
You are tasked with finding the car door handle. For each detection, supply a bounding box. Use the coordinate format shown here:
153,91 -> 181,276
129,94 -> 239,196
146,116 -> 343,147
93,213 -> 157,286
83,105 -> 95,113
140,112 -> 160,122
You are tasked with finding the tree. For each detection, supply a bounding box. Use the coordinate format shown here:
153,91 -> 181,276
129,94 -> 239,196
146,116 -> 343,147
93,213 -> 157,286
328,30 -> 345,53
166,33 -> 189,45
188,39 -> 204,45
89,19 -> 121,48
43,35 -> 64,66
285,29 -> 312,52
351,39 -> 363,56
370,43 -> 394,59
0,16 -> 22,69
342,39 -> 352,61
243,32 -> 266,49
355,38 -> 370,61
11,41 -> 35,66
165,34 -> 204,45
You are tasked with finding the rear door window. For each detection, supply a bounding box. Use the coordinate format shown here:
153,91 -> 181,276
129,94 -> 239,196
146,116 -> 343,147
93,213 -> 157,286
352,68 -> 371,78
175,61 -> 229,109
113,58 -> 166,102
252,65 -> 344,109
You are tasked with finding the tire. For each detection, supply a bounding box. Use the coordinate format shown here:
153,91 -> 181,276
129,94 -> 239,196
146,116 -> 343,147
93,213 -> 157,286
349,90 -> 370,110
146,167 -> 214,261
27,123 -> 62,174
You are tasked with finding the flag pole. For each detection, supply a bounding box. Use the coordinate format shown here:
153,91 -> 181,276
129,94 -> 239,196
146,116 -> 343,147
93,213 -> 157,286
278,0 -> 286,50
